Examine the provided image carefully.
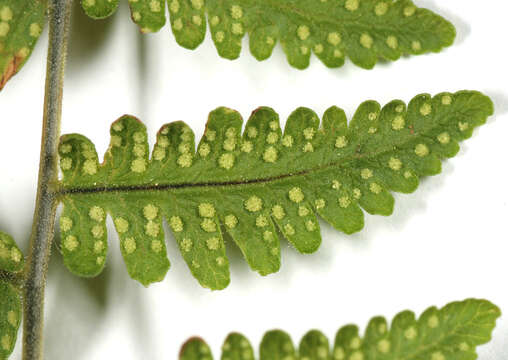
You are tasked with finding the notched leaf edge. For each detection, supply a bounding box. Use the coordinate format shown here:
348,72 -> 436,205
56,91 -> 493,289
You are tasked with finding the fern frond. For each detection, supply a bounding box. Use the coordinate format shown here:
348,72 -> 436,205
57,91 -> 493,289
0,232 -> 23,360
179,299 -> 501,360
81,0 -> 455,70
0,0 -> 46,91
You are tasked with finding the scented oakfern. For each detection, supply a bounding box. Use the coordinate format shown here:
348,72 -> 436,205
56,91 -> 493,289
180,299 -> 501,360
84,0 -> 456,70
0,231 -> 23,359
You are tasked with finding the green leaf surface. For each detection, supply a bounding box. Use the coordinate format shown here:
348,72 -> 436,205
166,0 -> 455,69
129,0 -> 166,33
0,231 -> 23,273
86,0 -> 455,69
0,0 -> 46,91
57,91 -> 493,289
179,299 -> 501,360
0,281 -> 21,360
81,0 -> 118,20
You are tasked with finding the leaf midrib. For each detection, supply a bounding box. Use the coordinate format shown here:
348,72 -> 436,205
60,103 -> 476,196
403,304 -> 493,360
59,133 -> 415,195
238,0 -> 426,40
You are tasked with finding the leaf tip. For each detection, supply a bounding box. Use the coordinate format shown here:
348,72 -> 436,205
179,336 -> 210,359
0,54 -> 26,91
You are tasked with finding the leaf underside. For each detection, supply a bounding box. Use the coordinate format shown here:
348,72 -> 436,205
0,232 -> 23,360
180,299 -> 501,360
83,0 -> 455,70
0,0 -> 46,91
57,91 -> 493,289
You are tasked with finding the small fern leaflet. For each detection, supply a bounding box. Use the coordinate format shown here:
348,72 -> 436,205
0,231 -> 24,360
57,91 -> 493,289
81,0 -> 456,70
81,0 -> 118,20
0,231 -> 23,273
179,299 -> 501,360
0,0 -> 46,91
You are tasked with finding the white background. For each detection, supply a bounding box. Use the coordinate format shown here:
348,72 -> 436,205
1,0 -> 507,358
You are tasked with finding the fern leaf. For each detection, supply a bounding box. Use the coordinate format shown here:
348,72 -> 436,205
0,231 -> 23,360
129,0 -> 166,33
81,0 -> 455,69
169,0 -> 455,69
0,231 -> 24,273
81,0 -> 118,19
0,281 -> 21,360
179,299 -> 501,360
0,0 -> 46,91
57,91 -> 493,289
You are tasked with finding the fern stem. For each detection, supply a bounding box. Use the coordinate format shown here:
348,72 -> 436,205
22,0 -> 73,359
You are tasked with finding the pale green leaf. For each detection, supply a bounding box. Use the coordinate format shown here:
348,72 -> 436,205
0,281 -> 22,360
179,299 -> 501,360
166,0 -> 455,69
0,0 -> 46,91
0,231 -> 24,273
57,91 -> 493,289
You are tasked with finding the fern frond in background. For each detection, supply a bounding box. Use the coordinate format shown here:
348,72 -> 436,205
179,299 -> 501,360
83,0 -> 456,70
56,91 -> 493,290
0,232 -> 24,360
0,0 -> 46,91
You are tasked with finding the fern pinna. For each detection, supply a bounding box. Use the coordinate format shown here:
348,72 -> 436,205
180,299 -> 501,360
56,91 -> 493,289
84,0 -> 456,70
0,0 -> 457,90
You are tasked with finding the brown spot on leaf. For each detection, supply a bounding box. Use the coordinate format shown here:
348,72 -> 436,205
0,54 -> 24,91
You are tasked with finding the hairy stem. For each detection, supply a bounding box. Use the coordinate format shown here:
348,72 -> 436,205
23,0 -> 73,359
